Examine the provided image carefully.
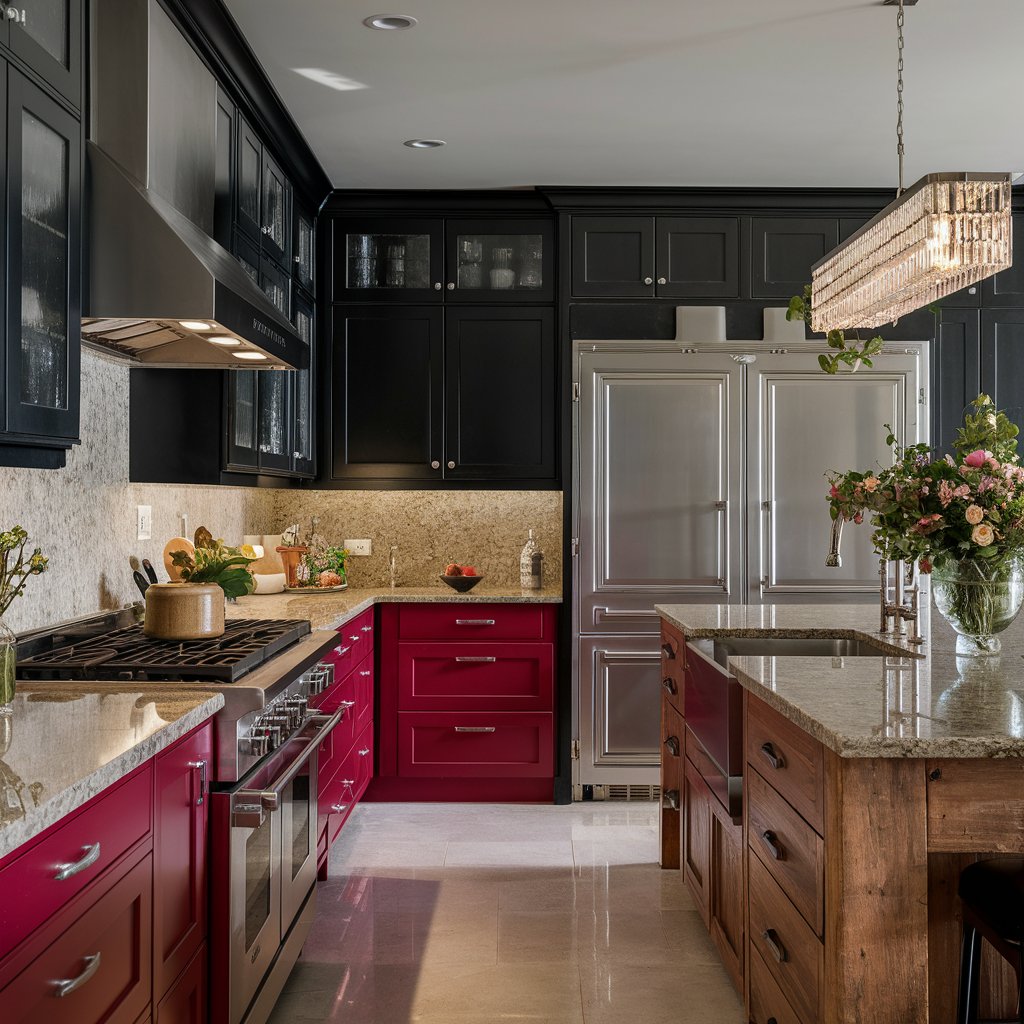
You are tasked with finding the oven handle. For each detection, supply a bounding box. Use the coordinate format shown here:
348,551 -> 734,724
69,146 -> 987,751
233,708 -> 344,823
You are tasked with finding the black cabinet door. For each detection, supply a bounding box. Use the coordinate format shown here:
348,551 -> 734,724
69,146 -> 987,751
655,217 -> 740,299
225,370 -> 259,471
260,255 -> 290,321
257,369 -> 292,472
332,218 -> 444,303
444,307 -> 555,481
291,291 -> 315,477
981,309 -> 1024,427
235,114 -> 262,243
445,218 -> 554,303
213,88 -> 234,250
7,0 -> 81,108
329,305 -> 444,481
934,310 -> 981,455
571,216 -> 655,297
982,214 -> 1024,306
260,149 -> 291,267
4,68 -> 80,441
294,207 -> 315,294
751,217 -> 838,299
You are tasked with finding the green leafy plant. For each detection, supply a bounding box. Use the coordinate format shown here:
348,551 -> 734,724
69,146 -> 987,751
298,544 -> 349,588
170,532 -> 257,600
786,285 -> 886,374
0,526 -> 48,617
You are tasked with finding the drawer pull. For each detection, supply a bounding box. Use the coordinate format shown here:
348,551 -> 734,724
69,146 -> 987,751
455,656 -> 497,663
359,747 -> 370,756
762,928 -> 788,963
334,646 -> 350,657
661,642 -> 675,659
760,742 -> 785,771
54,952 -> 101,998
350,635 -> 361,642
455,619 -> 496,626
454,726 -> 496,733
361,625 -> 372,632
760,829 -> 785,860
767,1019 -> 779,1024
663,788 -> 680,810
360,670 -> 372,676
54,842 -> 101,881
664,735 -> 680,757
188,759 -> 208,806
662,677 -> 677,696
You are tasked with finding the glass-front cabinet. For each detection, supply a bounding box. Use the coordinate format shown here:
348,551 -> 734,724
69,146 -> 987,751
294,207 -> 315,293
291,292 -> 315,477
332,218 -> 444,302
4,67 -> 81,444
445,219 -> 554,302
258,370 -> 291,473
6,0 -> 82,108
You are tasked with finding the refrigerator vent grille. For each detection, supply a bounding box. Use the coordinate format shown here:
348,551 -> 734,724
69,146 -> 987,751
606,785 -> 661,802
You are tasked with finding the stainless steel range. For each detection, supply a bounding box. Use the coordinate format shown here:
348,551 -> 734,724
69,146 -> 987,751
16,608 -> 349,1024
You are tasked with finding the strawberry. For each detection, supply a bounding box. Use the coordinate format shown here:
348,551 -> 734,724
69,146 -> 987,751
461,566 -> 477,576
444,563 -> 462,576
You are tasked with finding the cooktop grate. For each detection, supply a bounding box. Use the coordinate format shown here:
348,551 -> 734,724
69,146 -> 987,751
16,618 -> 312,683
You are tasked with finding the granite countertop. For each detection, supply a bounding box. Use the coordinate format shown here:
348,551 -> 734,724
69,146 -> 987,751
0,687 -> 224,860
228,583 -> 562,632
656,601 -> 1024,759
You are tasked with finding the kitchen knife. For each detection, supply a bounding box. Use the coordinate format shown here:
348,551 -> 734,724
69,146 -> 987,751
142,559 -> 159,585
133,570 -> 150,598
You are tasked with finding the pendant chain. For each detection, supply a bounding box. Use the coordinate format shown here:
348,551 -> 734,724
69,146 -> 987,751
896,0 -> 905,195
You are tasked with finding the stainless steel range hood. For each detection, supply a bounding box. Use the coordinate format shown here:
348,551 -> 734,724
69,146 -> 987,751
83,0 -> 307,370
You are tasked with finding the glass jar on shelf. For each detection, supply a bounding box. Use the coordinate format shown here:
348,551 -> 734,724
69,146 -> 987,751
489,246 -> 516,290
457,237 -> 484,288
518,234 -> 544,289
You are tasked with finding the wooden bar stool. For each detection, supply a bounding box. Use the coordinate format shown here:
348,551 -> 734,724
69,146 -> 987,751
958,858 -> 1024,1024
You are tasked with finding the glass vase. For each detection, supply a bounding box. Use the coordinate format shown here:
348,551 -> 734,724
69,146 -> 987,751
0,617 -> 15,712
931,555 -> 1024,656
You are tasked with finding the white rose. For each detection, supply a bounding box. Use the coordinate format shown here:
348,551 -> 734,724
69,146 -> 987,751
972,523 -> 995,547
965,504 -> 985,525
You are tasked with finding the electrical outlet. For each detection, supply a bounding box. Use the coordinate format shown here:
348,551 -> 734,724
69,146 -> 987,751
345,539 -> 372,556
137,505 -> 152,541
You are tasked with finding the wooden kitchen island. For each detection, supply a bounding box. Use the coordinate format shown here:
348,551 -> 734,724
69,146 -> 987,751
656,602 -> 1024,1024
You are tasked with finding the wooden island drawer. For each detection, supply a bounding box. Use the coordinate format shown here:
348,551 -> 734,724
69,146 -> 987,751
749,945 -> 805,1024
398,712 -> 553,777
748,854 -> 823,1024
399,604 -> 552,641
746,695 -> 825,835
747,768 -> 825,936
0,764 -> 153,961
398,642 -> 553,711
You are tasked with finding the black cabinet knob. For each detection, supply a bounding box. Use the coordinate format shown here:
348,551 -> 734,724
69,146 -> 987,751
760,742 -> 785,770
760,829 -> 784,860
762,928 -> 788,963
662,677 -> 677,696
661,642 -> 675,659
664,735 -> 680,757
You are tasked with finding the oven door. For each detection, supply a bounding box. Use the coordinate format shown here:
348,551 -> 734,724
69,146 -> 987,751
222,710 -> 343,1024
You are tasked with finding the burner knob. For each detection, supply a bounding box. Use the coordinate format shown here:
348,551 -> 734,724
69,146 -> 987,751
247,734 -> 269,757
284,697 -> 309,723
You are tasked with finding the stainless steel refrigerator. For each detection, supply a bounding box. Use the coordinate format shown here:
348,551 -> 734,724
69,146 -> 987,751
572,339 -> 928,788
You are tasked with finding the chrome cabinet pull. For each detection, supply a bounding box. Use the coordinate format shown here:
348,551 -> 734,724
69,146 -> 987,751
762,928 -> 788,963
54,953 -> 102,998
454,726 -> 495,733
433,282 -> 442,290
54,843 -> 101,881
760,829 -> 784,860
760,742 -> 785,771
188,759 -> 208,806
643,276 -> 653,285
334,645 -> 350,657
361,625 -> 372,633
447,282 -> 455,290
358,748 -> 370,756
455,656 -> 496,663
664,735 -> 680,757
657,276 -> 667,285
456,619 -> 495,626
360,669 -> 372,676
431,460 -> 441,469
447,460 -> 456,469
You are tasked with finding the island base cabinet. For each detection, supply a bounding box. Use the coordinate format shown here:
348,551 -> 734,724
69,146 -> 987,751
682,754 -> 711,926
708,806 -> 743,994
155,942 -> 206,1024
659,701 -> 683,869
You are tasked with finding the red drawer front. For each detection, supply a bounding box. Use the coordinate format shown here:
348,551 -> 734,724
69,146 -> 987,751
0,764 -> 153,961
398,643 -> 553,711
353,653 -> 374,731
0,851 -> 153,1024
336,608 -> 374,663
319,722 -> 373,825
398,603 -> 549,641
398,712 -> 553,778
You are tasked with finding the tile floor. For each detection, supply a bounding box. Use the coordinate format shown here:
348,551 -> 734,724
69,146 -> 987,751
269,802 -> 744,1023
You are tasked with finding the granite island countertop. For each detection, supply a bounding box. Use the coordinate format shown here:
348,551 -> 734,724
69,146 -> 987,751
0,687 -> 223,860
655,601 -> 1024,759
227,583 -> 562,632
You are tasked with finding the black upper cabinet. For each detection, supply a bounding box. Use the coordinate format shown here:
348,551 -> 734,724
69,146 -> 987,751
982,214 -> 1024,306
235,115 -> 263,243
933,309 -> 981,455
225,370 -> 258,471
571,216 -> 655,297
6,0 -> 82,109
655,217 -> 740,299
261,149 -> 292,266
332,218 -> 445,302
3,67 -> 80,444
444,307 -> 555,481
294,206 -> 315,294
257,369 -> 292,473
981,309 -> 1024,427
751,217 -> 838,299
445,219 -> 554,303
291,291 -> 315,477
329,306 -> 445,482
213,88 -> 234,249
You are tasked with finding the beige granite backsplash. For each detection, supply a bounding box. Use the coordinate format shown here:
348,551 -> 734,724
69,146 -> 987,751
270,489 -> 562,589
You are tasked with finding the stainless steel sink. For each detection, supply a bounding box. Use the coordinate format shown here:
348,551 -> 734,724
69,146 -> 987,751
711,636 -> 889,667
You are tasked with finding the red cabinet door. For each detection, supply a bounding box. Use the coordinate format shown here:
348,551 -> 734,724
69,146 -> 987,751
155,941 -> 206,1024
153,723 -> 212,1002
0,851 -> 153,1024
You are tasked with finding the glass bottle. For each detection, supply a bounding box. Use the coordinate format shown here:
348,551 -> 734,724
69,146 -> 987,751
0,617 -> 15,712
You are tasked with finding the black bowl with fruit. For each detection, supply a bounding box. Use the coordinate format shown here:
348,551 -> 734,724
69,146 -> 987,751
440,563 -> 484,593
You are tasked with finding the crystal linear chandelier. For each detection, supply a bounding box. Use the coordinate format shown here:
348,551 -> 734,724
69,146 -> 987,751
811,0 -> 1013,334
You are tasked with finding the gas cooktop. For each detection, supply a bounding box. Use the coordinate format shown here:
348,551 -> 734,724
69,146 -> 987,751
16,617 -> 312,683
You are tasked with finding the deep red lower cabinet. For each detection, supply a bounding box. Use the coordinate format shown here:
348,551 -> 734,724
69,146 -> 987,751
155,942 -> 206,1024
371,602 -> 558,801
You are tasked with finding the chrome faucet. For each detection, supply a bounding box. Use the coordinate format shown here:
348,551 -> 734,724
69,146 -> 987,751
825,517 -> 844,568
879,558 -> 925,644
388,545 -> 399,589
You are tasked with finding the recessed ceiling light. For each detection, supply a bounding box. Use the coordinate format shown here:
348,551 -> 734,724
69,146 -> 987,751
294,68 -> 368,92
179,320 -> 212,331
208,336 -> 240,347
363,14 -> 417,30
235,351 -> 268,361
403,139 -> 446,149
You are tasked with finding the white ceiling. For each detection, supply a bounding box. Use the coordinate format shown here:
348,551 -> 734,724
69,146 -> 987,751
223,0 -> 1024,191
